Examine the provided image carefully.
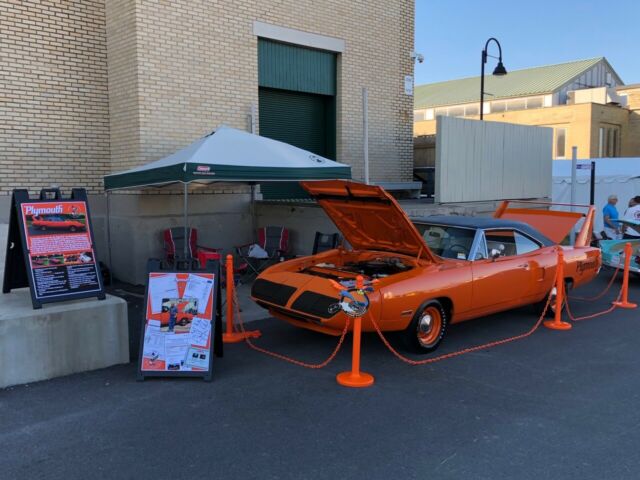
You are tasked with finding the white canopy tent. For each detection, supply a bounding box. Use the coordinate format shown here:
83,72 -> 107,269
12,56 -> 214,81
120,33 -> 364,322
552,157 -> 640,233
103,126 -> 351,261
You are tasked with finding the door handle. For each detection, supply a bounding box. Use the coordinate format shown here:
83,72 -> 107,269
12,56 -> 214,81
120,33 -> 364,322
518,263 -> 530,270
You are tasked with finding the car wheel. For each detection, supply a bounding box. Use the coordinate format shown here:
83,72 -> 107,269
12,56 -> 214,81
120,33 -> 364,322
40,226 -> 46,231
69,226 -> 77,232
401,300 -> 448,354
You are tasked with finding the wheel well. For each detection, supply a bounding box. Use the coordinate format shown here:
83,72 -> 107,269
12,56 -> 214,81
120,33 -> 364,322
436,297 -> 453,320
564,278 -> 574,290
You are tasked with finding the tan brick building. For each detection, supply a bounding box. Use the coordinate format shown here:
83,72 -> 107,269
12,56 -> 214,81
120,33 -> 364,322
1,0 -> 415,283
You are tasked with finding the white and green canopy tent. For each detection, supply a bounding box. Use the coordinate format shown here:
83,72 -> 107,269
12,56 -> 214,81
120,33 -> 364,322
103,126 -> 351,260
104,126 -> 351,190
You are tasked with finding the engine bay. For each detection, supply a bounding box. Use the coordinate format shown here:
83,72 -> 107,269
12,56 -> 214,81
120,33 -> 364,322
300,253 -> 415,281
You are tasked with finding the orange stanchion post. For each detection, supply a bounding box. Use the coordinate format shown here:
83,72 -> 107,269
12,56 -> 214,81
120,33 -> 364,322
223,254 -> 261,343
336,276 -> 375,388
544,248 -> 572,330
613,242 -> 638,309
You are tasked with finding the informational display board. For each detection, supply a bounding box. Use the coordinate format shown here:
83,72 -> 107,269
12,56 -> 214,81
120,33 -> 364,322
137,259 -> 223,381
3,188 -> 105,309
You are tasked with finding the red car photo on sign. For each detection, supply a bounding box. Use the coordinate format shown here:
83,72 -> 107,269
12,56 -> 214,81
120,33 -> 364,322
141,272 -> 215,373
20,201 -> 101,300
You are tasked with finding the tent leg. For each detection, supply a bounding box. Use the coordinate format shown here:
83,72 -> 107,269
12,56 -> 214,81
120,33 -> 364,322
106,191 -> 113,283
183,183 -> 188,260
250,184 -> 256,239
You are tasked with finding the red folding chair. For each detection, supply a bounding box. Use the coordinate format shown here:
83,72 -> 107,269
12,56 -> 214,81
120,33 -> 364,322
235,226 -> 290,276
163,227 -> 247,281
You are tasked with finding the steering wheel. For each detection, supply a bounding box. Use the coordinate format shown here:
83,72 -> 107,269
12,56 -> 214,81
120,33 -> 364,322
447,244 -> 470,257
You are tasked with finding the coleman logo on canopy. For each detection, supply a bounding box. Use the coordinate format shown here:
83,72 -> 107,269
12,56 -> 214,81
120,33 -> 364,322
309,155 -> 325,164
194,165 -> 214,176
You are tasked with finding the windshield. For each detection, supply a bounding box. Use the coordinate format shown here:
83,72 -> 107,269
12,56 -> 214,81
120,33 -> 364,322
413,223 -> 476,260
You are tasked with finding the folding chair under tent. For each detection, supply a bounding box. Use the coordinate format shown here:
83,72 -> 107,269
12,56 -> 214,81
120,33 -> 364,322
102,126 -> 351,270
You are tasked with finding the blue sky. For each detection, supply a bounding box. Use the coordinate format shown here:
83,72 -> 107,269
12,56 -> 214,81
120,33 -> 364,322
414,0 -> 639,86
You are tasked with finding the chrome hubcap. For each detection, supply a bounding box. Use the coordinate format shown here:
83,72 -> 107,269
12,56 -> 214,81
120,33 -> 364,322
418,313 -> 433,335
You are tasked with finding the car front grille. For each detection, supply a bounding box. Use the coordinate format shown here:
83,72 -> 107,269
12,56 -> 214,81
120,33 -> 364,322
251,279 -> 297,307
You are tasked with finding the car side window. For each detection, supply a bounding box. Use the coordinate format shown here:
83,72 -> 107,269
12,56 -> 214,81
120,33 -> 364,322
514,231 -> 540,255
485,230 -> 517,257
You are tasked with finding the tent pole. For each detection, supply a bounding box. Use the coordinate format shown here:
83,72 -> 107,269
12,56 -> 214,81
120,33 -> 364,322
183,182 -> 188,260
250,184 -> 256,238
106,190 -> 113,283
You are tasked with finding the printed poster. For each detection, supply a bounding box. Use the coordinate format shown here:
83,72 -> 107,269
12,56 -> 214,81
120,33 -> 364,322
141,272 -> 215,373
21,200 -> 102,300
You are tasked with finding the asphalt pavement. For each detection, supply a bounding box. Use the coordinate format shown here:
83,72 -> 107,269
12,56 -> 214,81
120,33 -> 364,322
1,270 -> 639,479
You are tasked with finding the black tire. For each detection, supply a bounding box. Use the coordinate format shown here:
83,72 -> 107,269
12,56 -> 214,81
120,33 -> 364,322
69,226 -> 77,232
40,226 -> 46,231
401,300 -> 448,354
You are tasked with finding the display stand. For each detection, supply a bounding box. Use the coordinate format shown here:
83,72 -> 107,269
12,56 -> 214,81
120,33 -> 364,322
137,258 -> 223,382
3,188 -> 105,309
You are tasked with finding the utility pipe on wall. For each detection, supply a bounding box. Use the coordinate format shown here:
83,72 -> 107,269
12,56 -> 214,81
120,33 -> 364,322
363,88 -> 369,184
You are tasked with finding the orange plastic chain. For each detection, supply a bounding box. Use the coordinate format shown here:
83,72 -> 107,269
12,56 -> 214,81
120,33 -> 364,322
565,291 -> 622,322
233,289 -> 350,369
367,271 -> 557,366
569,265 -> 621,302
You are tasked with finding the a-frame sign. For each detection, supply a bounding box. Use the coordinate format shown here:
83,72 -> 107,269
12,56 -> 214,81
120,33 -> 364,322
2,188 -> 106,309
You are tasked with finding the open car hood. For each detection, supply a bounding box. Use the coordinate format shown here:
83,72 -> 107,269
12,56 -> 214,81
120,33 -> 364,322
300,180 -> 439,262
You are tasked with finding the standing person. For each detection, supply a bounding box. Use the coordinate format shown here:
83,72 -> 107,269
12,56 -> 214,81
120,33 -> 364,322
602,195 -> 620,239
168,302 -> 178,332
622,196 -> 640,240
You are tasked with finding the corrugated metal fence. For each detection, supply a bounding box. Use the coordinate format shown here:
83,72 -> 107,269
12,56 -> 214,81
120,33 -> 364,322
435,116 -> 553,203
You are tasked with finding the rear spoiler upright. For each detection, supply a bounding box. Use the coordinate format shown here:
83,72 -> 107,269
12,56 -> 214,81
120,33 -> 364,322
494,200 -> 595,247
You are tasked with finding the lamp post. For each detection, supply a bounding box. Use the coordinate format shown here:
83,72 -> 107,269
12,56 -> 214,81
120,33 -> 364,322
480,37 -> 507,120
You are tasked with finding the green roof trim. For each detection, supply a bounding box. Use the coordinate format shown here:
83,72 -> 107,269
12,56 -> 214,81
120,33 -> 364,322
414,57 -> 619,109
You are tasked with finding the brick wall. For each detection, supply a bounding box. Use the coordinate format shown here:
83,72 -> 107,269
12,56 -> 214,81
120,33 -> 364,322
109,0 -> 415,184
1,0 -> 414,199
0,0 -> 110,195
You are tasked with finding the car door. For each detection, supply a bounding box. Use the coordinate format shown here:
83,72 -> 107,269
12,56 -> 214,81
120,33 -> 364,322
471,229 -> 542,314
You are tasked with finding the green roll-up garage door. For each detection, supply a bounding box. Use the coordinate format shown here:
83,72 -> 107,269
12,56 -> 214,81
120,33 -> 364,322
259,88 -> 331,158
258,39 -> 337,199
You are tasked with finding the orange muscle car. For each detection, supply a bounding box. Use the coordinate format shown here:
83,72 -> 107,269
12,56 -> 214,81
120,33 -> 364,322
251,181 -> 601,353
31,215 -> 86,232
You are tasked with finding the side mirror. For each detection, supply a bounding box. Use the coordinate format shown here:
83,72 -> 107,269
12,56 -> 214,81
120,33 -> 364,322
490,248 -> 502,260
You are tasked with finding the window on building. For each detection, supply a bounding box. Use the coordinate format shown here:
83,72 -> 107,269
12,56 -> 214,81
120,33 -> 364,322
448,106 -> 464,117
526,97 -> 543,109
434,107 -> 447,117
598,125 -> 621,157
491,101 -> 506,113
464,104 -> 479,116
506,98 -> 526,111
555,128 -> 567,159
425,109 -> 434,120
414,110 -> 426,122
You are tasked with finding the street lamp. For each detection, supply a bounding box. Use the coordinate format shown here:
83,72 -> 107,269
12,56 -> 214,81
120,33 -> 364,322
480,37 -> 507,120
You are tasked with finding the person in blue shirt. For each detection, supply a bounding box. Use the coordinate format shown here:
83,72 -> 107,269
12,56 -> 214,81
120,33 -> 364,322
602,194 -> 620,239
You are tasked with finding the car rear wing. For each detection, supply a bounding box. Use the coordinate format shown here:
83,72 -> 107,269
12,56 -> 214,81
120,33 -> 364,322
494,200 -> 595,247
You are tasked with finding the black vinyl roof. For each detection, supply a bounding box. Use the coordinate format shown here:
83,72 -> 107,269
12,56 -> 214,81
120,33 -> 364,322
411,215 -> 555,247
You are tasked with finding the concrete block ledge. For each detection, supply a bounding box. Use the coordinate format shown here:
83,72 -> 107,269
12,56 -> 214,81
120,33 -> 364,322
0,290 -> 129,389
